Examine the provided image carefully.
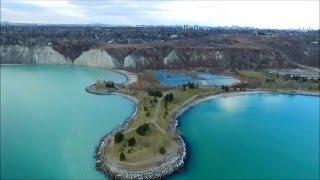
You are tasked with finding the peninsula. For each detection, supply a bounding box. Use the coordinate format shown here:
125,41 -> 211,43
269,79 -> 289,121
86,70 -> 319,179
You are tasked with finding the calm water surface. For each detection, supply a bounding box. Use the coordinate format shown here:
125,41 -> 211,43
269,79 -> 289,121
172,93 -> 319,179
2,65 -> 319,179
1,65 -> 135,179
154,71 -> 239,87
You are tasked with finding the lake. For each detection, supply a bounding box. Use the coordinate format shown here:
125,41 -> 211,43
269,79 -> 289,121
0,65 -> 135,179
154,71 -> 240,87
1,65 -> 319,179
172,93 -> 319,179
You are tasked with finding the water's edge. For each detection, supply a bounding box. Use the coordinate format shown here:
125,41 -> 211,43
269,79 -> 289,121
89,85 -> 319,179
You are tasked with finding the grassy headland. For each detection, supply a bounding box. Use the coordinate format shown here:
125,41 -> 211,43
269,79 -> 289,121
87,80 -> 221,178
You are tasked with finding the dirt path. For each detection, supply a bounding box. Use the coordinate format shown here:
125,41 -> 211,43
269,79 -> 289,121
122,90 -> 177,134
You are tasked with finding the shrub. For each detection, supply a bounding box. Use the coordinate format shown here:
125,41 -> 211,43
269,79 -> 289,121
144,106 -> 148,112
187,81 -> 195,89
120,152 -> 126,161
148,90 -> 163,97
136,123 -> 150,136
159,147 -> 166,154
182,84 -> 186,91
221,85 -> 230,92
105,81 -> 115,88
114,132 -> 124,143
145,112 -> 150,117
128,137 -> 136,147
164,93 -> 174,102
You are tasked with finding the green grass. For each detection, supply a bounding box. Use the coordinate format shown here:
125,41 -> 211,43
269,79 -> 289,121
238,70 -> 319,91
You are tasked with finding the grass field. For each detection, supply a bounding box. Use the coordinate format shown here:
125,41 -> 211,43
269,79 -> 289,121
104,86 -> 220,169
237,70 -> 319,91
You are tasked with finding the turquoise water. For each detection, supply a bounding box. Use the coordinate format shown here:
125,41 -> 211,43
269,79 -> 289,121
154,71 -> 239,87
2,65 -> 319,179
173,93 -> 319,179
1,65 -> 135,179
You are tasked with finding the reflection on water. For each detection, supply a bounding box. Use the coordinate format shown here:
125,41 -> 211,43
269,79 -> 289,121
172,94 -> 319,179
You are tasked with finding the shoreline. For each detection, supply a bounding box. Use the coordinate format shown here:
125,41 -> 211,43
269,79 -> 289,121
87,85 -> 186,179
88,86 -> 319,179
1,64 -> 138,87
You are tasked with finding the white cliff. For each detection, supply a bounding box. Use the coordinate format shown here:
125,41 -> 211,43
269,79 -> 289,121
33,46 -> 68,64
124,55 -> 137,68
164,50 -> 180,65
0,45 -> 68,64
124,55 -> 151,68
73,49 -> 118,68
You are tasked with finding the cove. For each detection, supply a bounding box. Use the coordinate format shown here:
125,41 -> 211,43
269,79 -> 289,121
172,93 -> 319,179
0,65 -> 135,179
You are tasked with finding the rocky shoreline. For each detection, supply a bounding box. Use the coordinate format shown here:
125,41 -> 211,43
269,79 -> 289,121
86,84 -> 186,179
87,82 -> 319,180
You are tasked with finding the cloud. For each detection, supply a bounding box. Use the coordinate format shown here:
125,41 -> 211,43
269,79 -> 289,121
1,0 -> 319,29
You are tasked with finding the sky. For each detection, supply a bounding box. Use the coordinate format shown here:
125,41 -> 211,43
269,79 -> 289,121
1,0 -> 319,29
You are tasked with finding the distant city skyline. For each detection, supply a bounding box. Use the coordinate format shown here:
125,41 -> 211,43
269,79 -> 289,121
1,0 -> 319,30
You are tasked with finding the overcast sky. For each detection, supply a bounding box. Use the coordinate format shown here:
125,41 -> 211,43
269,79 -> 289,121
1,0 -> 319,29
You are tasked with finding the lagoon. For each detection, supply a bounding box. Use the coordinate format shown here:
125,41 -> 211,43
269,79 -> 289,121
173,93 -> 319,179
154,71 -> 239,87
0,65 -> 135,179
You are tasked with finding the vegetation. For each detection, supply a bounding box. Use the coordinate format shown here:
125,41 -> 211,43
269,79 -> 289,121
136,123 -> 150,136
114,132 -> 124,143
2,25 -> 319,68
237,70 -> 319,91
221,85 -> 230,92
182,84 -> 186,91
148,90 -> 163,97
120,152 -> 126,161
106,86 -> 219,166
105,81 -> 115,88
128,137 -> 136,147
164,93 -> 174,102
159,147 -> 166,155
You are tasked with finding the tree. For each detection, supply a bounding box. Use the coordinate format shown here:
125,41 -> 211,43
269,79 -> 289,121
120,152 -> 126,161
143,106 -> 148,112
148,90 -> 163,97
187,81 -> 195,89
136,123 -> 150,136
153,97 -> 158,103
159,147 -> 166,154
105,81 -> 115,88
164,93 -> 174,102
182,84 -> 186,91
221,85 -> 230,92
128,137 -> 136,146
114,132 -> 124,143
